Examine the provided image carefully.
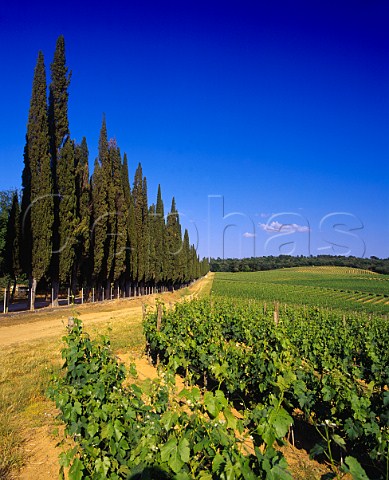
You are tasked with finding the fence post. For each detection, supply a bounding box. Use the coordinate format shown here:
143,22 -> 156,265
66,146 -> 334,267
117,286 -> 119,300
3,288 -> 6,314
274,302 -> 279,326
92,287 -> 95,303
102,288 -> 104,302
81,288 -> 84,304
68,288 -> 70,305
157,303 -> 162,331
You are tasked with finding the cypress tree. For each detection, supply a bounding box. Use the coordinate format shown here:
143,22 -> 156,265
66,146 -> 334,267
189,245 -> 196,281
128,194 -> 137,293
165,197 -> 182,288
49,35 -> 72,305
132,164 -> 150,294
4,192 -> 21,300
21,51 -> 54,309
181,229 -> 190,284
20,142 -> 31,280
148,203 -> 157,289
121,154 -> 131,206
154,185 -> 166,288
132,163 -> 144,292
48,35 -> 71,156
91,118 -> 109,295
195,253 -> 201,278
110,143 -> 127,289
57,137 -> 77,289
0,191 -> 13,276
121,153 -> 136,295
102,138 -> 117,297
74,137 -> 91,289
128,187 -> 137,295
142,176 -> 150,291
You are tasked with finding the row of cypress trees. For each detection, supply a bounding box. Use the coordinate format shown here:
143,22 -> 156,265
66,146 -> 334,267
7,36 -> 208,310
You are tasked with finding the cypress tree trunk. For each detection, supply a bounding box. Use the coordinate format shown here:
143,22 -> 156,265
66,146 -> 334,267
124,280 -> 130,297
10,278 -> 17,303
105,279 -> 111,301
71,271 -> 77,298
30,277 -> 37,311
52,279 -> 60,307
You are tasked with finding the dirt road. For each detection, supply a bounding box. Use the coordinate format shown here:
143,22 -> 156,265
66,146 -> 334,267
0,275 -> 213,349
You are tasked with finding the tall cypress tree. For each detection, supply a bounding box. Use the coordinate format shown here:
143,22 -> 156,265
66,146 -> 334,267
4,192 -> 21,300
49,35 -> 72,305
57,137 -> 77,288
121,153 -> 136,295
132,164 -> 150,294
181,229 -> 190,284
91,118 -> 109,295
74,137 -> 91,289
154,185 -> 166,287
165,197 -> 182,288
48,35 -> 71,156
21,51 -> 53,309
148,203 -> 157,289
0,191 -> 13,276
110,143 -> 127,289
132,163 -> 144,292
188,245 -> 195,281
101,138 -> 116,297
142,176 -> 150,291
20,142 -> 31,280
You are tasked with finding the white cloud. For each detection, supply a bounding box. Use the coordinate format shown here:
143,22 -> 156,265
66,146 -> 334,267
259,221 -> 310,234
243,232 -> 256,238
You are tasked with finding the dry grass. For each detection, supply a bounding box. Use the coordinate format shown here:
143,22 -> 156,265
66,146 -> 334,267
0,339 -> 62,478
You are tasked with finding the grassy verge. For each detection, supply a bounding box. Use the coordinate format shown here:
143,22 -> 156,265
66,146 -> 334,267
0,314 -> 147,478
0,339 -> 62,478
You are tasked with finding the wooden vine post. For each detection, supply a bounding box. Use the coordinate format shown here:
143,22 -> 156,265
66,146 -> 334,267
155,303 -> 163,366
274,301 -> 279,326
67,316 -> 75,329
156,303 -> 162,332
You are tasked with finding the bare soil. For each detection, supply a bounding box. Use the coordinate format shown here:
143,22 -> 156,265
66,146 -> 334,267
0,276 -> 211,348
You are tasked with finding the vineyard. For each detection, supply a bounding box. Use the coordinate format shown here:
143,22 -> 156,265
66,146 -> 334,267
144,298 -> 389,479
49,268 -> 389,479
212,268 -> 389,315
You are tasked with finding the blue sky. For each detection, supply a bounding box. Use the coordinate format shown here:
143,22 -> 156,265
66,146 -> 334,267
0,0 -> 388,259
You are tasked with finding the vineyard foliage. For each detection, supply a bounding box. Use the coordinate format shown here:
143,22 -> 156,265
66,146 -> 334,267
50,268 -> 389,479
49,319 -> 297,479
212,268 -> 389,314
144,298 -> 389,478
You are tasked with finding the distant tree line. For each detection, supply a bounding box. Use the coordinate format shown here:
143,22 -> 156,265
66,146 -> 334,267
0,36 -> 208,309
210,255 -> 389,275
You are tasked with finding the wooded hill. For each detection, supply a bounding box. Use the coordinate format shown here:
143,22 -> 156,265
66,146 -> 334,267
210,255 -> 389,274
